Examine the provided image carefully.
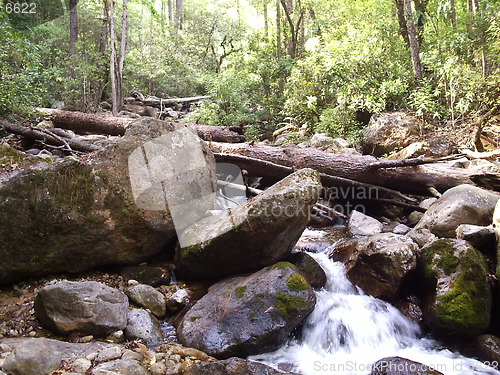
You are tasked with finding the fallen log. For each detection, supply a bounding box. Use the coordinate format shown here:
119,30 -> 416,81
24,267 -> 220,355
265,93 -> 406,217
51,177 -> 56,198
0,120 -> 100,153
142,95 -> 210,107
34,108 -> 246,143
209,142 -> 500,195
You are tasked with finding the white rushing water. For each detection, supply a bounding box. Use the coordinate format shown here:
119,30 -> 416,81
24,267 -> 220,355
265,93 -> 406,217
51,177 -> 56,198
250,248 -> 500,375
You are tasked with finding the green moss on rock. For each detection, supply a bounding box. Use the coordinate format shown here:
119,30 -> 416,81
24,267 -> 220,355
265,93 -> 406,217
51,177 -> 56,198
419,239 -> 491,335
286,274 -> 309,291
275,292 -> 306,320
235,286 -> 247,298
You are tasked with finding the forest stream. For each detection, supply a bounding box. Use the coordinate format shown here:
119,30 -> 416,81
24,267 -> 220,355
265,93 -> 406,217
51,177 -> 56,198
253,229 -> 500,375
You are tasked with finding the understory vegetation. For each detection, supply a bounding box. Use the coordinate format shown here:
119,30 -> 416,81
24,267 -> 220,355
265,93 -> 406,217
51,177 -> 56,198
0,0 -> 498,143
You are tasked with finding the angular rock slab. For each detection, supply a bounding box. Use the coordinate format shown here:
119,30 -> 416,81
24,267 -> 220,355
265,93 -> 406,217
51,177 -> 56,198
34,281 -> 128,336
0,119 -> 202,285
415,184 -> 499,238
91,359 -> 149,375
1,338 -> 115,375
346,233 -> 418,300
177,262 -> 316,358
418,239 -> 491,335
175,168 -> 321,280
183,357 -> 289,375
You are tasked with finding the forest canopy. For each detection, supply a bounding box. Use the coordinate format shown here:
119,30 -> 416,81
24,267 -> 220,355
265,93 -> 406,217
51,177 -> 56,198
0,0 -> 498,141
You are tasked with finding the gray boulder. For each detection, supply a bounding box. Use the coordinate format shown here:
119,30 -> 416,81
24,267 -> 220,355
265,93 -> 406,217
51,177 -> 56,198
177,262 -> 316,358
347,211 -> 383,236
361,112 -> 420,156
0,118 -> 209,285
125,284 -> 167,318
34,281 -> 128,336
175,168 -> 321,280
415,184 -> 499,238
183,357 -> 288,375
1,338 -> 114,375
418,239 -> 491,335
346,234 -> 418,300
91,359 -> 149,375
456,224 -> 496,251
124,309 -> 163,346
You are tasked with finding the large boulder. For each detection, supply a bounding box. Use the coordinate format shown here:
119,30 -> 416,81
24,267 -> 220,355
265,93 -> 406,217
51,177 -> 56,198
346,233 -> 418,300
175,168 -> 321,280
177,262 -> 316,358
347,210 -> 383,236
415,184 -> 499,238
34,281 -> 128,336
418,239 -> 491,335
183,357 -> 288,375
0,118 -> 213,285
1,338 -> 114,375
91,359 -> 149,375
361,112 -> 421,156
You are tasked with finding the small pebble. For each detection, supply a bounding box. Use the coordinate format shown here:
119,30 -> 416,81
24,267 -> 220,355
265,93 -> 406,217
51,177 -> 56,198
0,344 -> 12,352
128,279 -> 139,286
96,346 -> 122,362
71,358 -> 92,373
121,349 -> 143,361
150,361 -> 167,375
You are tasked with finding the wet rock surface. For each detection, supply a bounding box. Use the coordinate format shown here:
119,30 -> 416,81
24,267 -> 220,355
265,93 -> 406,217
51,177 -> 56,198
177,262 -> 316,358
417,239 -> 491,335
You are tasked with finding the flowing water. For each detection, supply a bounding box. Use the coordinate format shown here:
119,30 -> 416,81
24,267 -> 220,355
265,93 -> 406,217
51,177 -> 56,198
250,230 -> 500,375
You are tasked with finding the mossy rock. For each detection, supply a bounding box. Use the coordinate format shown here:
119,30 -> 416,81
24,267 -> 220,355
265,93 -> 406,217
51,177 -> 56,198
0,119 -> 195,285
418,239 -> 491,335
177,262 -> 315,359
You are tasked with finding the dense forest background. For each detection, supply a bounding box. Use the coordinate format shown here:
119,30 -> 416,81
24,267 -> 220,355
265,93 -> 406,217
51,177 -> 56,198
0,0 -> 498,143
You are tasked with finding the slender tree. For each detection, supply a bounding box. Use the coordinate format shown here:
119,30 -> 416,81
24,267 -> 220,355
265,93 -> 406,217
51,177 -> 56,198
117,0 -> 128,111
175,0 -> 183,31
105,0 -> 118,115
68,0 -> 78,79
403,0 -> 422,83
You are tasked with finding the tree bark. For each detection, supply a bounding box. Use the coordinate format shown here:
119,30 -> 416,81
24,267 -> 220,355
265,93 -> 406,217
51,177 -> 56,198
68,0 -> 78,79
117,0 -> 128,110
276,0 -> 282,60
175,0 -> 183,31
105,0 -> 119,115
394,0 -> 410,48
34,109 -> 246,143
208,142 -> 498,195
404,0 -> 423,84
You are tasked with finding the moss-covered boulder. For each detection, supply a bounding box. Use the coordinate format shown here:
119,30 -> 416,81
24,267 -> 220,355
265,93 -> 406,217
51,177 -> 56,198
175,168 -> 321,280
415,184 -> 499,238
177,262 -> 316,359
0,118 -> 205,285
346,233 -> 418,300
418,239 -> 491,335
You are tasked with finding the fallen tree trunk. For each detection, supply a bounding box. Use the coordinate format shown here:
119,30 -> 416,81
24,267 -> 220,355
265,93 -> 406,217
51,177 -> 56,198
142,95 -> 210,107
210,142 -> 499,195
0,120 -> 100,153
34,108 -> 246,142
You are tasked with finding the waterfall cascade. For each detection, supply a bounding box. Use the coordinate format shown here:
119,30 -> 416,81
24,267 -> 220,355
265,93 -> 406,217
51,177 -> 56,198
251,232 -> 500,375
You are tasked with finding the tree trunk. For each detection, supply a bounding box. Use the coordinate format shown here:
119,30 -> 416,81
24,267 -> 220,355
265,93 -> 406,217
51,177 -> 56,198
175,0 -> 183,31
105,0 -> 119,115
117,0 -> 128,111
0,120 -> 101,153
276,0 -> 282,60
449,0 -> 456,28
394,0 -> 410,47
208,142 -> 498,195
34,109 -> 246,143
168,0 -> 173,24
68,0 -> 78,79
263,2 -> 268,38
404,0 -> 423,84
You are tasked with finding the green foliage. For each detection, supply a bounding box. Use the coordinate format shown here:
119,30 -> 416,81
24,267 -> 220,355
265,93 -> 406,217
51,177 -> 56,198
316,106 -> 364,145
